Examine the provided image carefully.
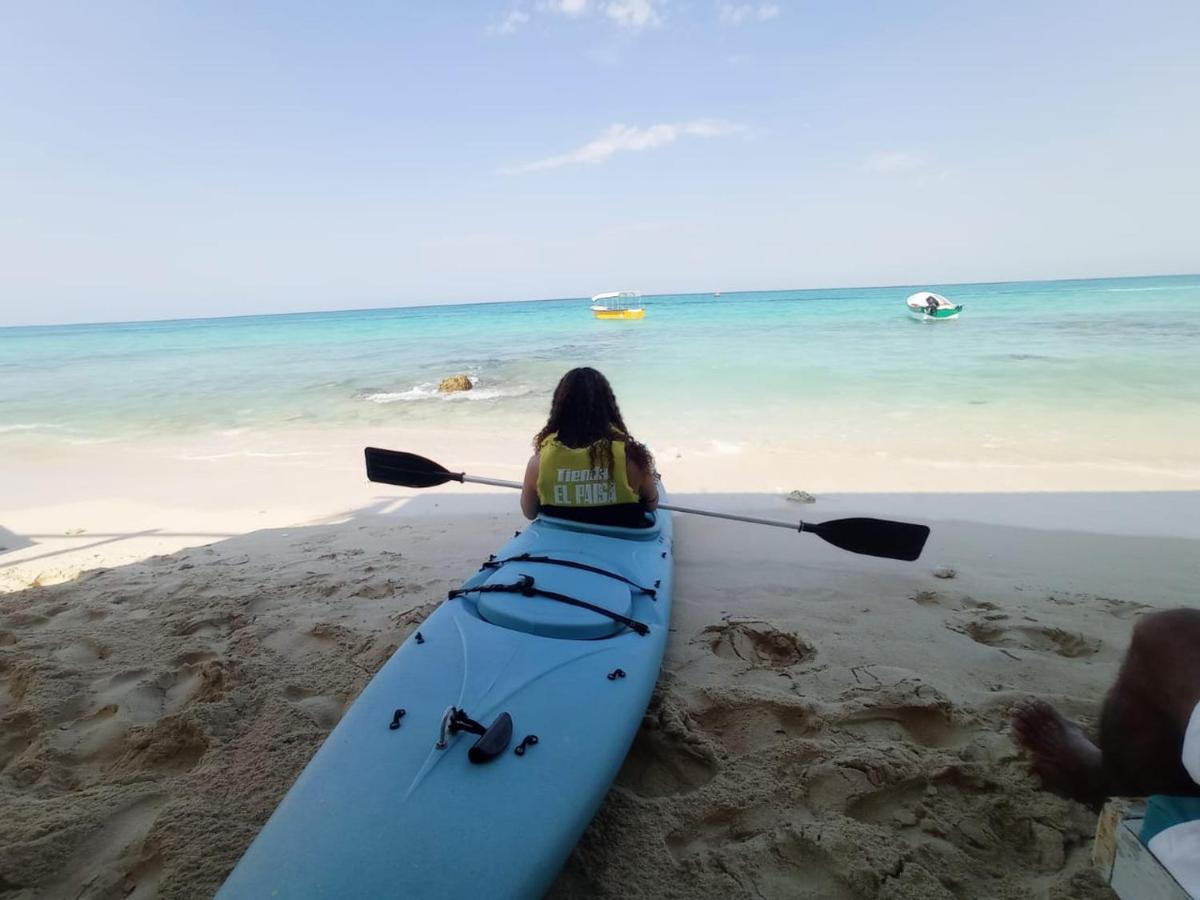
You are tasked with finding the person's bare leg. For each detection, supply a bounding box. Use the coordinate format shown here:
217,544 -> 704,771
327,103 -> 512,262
1012,608 -> 1200,806
1098,608 -> 1200,797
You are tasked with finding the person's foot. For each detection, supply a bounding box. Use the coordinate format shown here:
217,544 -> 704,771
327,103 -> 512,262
1010,698 -> 1110,807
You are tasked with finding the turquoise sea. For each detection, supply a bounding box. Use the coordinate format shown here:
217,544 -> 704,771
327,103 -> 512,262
3,275 -> 1199,463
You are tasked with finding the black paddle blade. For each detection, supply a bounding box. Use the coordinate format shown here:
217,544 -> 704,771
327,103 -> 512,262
804,517 -> 930,562
364,448 -> 462,489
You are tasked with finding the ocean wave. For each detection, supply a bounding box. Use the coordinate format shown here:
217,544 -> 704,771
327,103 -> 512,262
362,381 -> 532,403
63,436 -> 124,445
0,422 -> 66,433
178,450 -> 332,461
1105,285 -> 1194,293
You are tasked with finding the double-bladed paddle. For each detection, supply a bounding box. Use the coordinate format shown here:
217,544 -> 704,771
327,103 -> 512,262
365,447 -> 930,562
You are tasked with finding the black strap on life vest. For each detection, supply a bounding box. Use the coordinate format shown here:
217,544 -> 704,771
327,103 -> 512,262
480,553 -> 658,599
448,575 -> 649,636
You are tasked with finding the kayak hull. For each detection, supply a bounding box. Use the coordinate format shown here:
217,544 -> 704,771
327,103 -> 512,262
218,510 -> 673,899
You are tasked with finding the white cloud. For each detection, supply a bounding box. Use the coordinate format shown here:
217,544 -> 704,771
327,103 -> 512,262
541,0 -> 589,15
718,3 -> 780,25
503,119 -> 745,174
603,0 -> 662,29
506,0 -> 662,33
863,151 -> 927,174
489,8 -> 531,34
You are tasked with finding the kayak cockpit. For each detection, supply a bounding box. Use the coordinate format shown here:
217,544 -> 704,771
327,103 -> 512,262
452,511 -> 665,641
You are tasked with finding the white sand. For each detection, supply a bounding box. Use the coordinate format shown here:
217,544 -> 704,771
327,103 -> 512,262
2,431 -> 1198,898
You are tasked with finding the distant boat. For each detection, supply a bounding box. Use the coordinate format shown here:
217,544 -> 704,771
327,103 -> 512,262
590,291 -> 645,320
713,291 -> 721,297
906,291 -> 963,321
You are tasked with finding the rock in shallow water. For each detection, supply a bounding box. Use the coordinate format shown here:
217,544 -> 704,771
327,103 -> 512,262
437,374 -> 472,393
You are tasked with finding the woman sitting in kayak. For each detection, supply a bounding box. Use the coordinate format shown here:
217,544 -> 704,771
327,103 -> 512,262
521,367 -> 659,527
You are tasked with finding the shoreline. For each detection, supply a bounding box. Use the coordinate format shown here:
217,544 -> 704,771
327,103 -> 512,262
3,423 -> 1199,593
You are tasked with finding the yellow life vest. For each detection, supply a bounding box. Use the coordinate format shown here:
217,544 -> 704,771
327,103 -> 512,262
537,434 -> 641,507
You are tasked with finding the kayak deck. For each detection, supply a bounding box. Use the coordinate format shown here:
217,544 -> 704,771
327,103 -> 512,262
218,509 -> 673,898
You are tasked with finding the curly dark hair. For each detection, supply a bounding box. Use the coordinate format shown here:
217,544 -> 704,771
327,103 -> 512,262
533,367 -> 655,477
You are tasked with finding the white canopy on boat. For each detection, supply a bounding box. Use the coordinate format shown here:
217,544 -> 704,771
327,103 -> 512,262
590,290 -> 641,305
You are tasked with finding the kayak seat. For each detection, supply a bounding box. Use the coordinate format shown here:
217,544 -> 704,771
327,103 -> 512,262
473,562 -> 633,640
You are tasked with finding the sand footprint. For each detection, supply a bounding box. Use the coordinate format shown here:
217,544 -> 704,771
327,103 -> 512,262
615,687 -> 720,797
838,704 -> 968,749
671,814 -> 858,900
174,614 -> 231,639
694,691 -> 824,756
844,774 -> 934,826
0,658 -> 35,717
38,792 -> 167,898
910,590 -> 946,606
54,636 -> 112,666
91,658 -> 224,728
350,578 -> 400,600
0,709 -> 39,772
1,611 -> 50,629
834,680 -> 970,749
767,829 -> 861,900
1099,596 -> 1152,620
665,803 -> 798,862
111,715 -> 209,775
912,592 -> 999,612
263,621 -> 348,656
615,727 -> 720,798
956,617 -> 1100,658
700,619 -> 816,669
283,685 -> 346,728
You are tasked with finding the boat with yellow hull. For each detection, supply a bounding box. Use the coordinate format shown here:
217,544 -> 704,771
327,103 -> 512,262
590,291 -> 645,320
592,307 -> 645,320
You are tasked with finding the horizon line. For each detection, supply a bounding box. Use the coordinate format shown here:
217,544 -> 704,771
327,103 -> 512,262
3,270 -> 1197,331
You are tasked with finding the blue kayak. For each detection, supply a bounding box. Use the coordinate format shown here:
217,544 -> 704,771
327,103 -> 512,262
218,506 -> 674,898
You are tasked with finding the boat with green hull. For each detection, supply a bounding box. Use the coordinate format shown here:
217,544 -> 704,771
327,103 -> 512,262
906,291 -> 963,320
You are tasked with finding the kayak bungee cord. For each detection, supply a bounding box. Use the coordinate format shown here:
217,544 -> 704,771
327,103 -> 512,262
479,553 -> 659,597
448,574 -> 650,636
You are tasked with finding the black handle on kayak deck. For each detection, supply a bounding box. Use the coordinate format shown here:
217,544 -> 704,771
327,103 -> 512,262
436,708 -> 515,763
467,712 -> 513,764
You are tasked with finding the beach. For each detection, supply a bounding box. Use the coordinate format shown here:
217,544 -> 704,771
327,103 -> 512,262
3,277 -> 1200,898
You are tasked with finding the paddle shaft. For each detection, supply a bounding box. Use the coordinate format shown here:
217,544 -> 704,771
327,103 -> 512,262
459,474 -> 805,531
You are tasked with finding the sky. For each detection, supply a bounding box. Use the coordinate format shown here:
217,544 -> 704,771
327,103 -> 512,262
1,1 -> 1198,326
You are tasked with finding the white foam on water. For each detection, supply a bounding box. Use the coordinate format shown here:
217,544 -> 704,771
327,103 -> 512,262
64,436 -> 124,446
178,449 -> 332,462
0,423 -> 66,433
363,381 -> 526,403
1105,285 -> 1192,292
